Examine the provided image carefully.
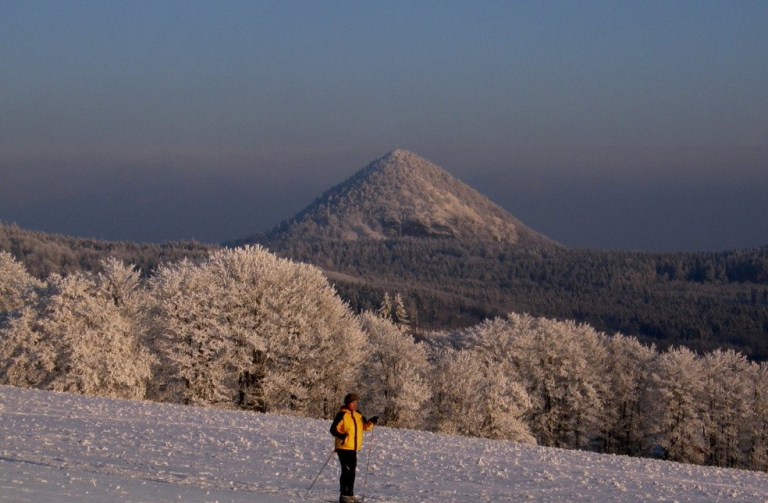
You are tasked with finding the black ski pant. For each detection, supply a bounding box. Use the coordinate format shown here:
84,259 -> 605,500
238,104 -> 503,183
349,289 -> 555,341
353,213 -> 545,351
336,448 -> 358,496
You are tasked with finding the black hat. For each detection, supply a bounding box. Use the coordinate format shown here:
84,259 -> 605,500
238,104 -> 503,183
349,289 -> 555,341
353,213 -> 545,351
344,393 -> 359,405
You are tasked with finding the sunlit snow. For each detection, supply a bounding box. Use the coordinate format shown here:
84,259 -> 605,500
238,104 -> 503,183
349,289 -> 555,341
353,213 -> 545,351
1,385 -> 766,503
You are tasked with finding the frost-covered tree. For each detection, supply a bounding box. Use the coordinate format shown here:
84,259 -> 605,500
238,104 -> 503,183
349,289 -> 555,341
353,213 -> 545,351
392,293 -> 409,327
480,363 -> 535,442
377,293 -> 392,321
98,257 -> 144,311
359,312 -> 429,428
700,349 -> 751,467
430,347 -> 534,443
600,334 -> 656,455
466,314 -> 607,449
376,292 -> 409,327
649,347 -> 706,464
526,318 -> 607,448
146,258 -> 232,406
746,362 -> 768,471
0,252 -> 50,387
148,246 -> 366,417
0,306 -> 56,388
0,262 -> 153,399
0,251 -> 41,313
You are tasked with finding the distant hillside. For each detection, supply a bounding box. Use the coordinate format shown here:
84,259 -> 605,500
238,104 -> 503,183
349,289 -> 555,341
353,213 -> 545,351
233,151 -> 768,359
236,150 -> 556,247
0,222 -> 216,278
260,238 -> 768,358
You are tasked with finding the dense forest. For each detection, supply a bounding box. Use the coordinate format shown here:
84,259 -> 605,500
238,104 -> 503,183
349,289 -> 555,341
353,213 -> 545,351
3,222 -> 767,360
0,222 -> 216,278
259,236 -> 768,359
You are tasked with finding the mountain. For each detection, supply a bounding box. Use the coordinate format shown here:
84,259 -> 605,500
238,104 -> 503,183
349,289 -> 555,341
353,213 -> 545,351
244,150 -> 556,247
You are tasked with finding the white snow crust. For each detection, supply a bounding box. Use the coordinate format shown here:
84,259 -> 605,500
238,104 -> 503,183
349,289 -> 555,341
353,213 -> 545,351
1,385 -> 767,503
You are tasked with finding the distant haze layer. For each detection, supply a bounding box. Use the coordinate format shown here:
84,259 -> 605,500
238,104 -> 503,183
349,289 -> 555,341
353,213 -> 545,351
1,2 -> 767,251
1,147 -> 766,251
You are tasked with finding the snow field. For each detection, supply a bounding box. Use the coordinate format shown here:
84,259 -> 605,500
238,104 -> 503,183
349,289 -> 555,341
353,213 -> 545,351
1,385 -> 767,503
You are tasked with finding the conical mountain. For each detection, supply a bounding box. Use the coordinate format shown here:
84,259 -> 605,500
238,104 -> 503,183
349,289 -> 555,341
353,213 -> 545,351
262,150 -> 555,246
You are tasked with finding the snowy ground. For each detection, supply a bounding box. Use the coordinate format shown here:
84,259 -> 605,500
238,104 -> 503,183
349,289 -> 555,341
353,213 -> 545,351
1,386 -> 767,503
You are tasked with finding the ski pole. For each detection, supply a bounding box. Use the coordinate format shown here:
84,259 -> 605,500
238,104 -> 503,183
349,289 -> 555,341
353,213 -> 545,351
305,448 -> 335,499
361,427 -> 375,503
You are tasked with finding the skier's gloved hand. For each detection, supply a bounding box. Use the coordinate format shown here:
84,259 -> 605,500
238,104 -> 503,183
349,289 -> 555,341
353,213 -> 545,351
370,416 -> 379,424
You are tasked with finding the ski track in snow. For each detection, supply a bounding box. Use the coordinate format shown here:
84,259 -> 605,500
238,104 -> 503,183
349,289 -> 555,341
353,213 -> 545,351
1,386 -> 767,503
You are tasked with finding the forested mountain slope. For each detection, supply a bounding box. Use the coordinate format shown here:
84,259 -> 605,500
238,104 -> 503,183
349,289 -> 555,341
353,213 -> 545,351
265,239 -> 768,359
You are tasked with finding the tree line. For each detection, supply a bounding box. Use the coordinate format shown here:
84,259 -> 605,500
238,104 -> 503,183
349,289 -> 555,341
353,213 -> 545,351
0,222 -> 215,278
2,248 -> 768,471
5,222 -> 767,359
259,237 -> 768,359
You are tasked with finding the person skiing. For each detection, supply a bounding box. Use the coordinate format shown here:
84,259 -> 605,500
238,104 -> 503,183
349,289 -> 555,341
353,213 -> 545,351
329,393 -> 378,503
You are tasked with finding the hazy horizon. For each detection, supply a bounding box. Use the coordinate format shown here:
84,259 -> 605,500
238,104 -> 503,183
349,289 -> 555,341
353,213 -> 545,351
2,1 -> 766,251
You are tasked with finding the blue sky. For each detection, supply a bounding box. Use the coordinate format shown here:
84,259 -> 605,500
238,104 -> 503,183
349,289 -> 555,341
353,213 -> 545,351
1,1 -> 766,250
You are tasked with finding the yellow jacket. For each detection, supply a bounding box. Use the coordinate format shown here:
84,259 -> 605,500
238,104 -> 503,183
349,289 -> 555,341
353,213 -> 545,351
330,406 -> 374,451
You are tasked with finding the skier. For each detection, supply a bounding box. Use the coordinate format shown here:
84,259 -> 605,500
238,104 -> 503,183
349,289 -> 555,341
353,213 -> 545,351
329,393 -> 378,503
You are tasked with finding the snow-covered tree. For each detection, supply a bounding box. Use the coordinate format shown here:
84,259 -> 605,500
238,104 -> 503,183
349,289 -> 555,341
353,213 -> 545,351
0,251 -> 41,313
746,361 -> 768,471
146,258 -> 232,406
0,252 -> 50,387
148,246 -> 367,417
430,347 -> 534,443
376,292 -> 409,327
0,262 -> 153,400
392,293 -> 409,326
600,334 -> 656,455
44,268 -> 153,399
648,347 -> 707,464
466,314 -> 607,449
377,292 -> 393,321
0,306 -> 56,388
98,257 -> 144,311
480,363 -> 535,442
359,312 -> 429,428
700,349 -> 751,467
530,318 -> 607,449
